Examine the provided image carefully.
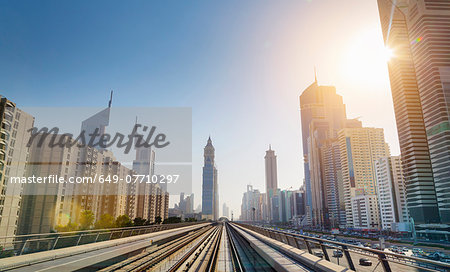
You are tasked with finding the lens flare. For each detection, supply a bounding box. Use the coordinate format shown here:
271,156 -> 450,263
384,47 -> 394,62
411,36 -> 423,45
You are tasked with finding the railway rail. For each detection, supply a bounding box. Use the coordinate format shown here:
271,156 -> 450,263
98,224 -> 215,272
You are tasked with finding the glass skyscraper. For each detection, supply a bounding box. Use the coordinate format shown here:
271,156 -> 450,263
377,0 -> 450,226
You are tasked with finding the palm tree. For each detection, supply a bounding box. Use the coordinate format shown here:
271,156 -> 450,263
79,210 -> 95,230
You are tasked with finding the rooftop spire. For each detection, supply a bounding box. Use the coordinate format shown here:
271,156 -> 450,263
108,90 -> 113,108
314,66 -> 318,83
269,144 -> 272,150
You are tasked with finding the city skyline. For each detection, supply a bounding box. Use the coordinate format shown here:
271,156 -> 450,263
0,0 -> 399,218
1,1 -> 450,270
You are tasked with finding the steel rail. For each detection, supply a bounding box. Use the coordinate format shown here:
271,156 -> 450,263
225,222 -> 244,272
204,225 -> 223,272
98,225 -> 213,272
227,223 -> 275,272
166,225 -> 220,272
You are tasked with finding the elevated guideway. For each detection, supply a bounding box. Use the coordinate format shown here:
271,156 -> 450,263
237,223 -> 450,272
0,223 -> 211,272
5,220 -> 427,272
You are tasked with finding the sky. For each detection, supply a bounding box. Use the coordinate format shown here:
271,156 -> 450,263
0,0 -> 398,218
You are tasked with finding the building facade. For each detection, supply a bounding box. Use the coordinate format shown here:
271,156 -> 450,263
240,185 -> 264,221
19,134 -> 80,234
299,79 -> 347,227
0,97 -> 34,240
202,137 -> 218,220
375,156 -> 409,230
132,143 -> 156,222
339,127 -> 390,228
320,139 -> 345,227
351,193 -> 381,230
264,145 -> 278,221
402,0 -> 450,223
377,0 -> 441,226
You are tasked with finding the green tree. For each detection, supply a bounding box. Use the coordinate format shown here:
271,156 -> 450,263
163,217 -> 182,224
155,216 -> 162,224
55,221 -> 78,232
79,210 -> 95,230
94,214 -> 115,229
184,217 -> 197,222
133,217 -> 146,226
115,215 -> 133,227
0,246 -> 14,258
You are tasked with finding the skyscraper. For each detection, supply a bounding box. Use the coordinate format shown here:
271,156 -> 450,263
19,134 -> 80,234
0,97 -> 34,239
97,151 -> 132,219
132,136 -> 156,222
240,185 -> 264,221
80,91 -> 112,148
76,95 -> 113,221
264,145 -> 278,221
299,78 -> 347,227
377,0 -> 441,225
320,139 -> 344,227
338,127 -> 390,228
375,156 -> 409,230
223,203 -> 229,218
202,137 -> 218,220
278,190 -> 293,223
402,1 -> 450,224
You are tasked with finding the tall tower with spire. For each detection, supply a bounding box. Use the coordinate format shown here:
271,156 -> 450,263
80,91 -> 113,148
265,145 -> 278,194
202,137 -> 218,220
265,145 -> 278,221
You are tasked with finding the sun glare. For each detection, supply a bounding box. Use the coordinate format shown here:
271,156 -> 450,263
342,27 -> 391,83
383,47 -> 394,62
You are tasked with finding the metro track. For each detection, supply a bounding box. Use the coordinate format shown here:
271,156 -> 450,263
94,221 -> 313,272
225,222 -> 275,272
98,224 -> 215,272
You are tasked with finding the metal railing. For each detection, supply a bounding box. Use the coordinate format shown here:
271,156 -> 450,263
237,223 -> 450,272
0,222 -> 202,258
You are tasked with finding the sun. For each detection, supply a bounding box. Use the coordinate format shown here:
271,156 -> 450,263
383,47 -> 394,62
342,27 -> 393,83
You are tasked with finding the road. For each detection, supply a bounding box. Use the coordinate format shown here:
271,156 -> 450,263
324,247 -> 431,272
333,234 -> 450,255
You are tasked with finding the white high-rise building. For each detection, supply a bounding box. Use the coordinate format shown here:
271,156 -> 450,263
19,134 -> 80,234
132,140 -> 156,222
351,194 -> 380,230
0,97 -> 34,240
375,156 -> 409,230
222,203 -> 229,218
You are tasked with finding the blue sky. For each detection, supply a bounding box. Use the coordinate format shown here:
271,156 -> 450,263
0,0 -> 398,217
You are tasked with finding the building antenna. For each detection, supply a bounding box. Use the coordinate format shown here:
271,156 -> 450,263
108,90 -> 113,108
314,66 -> 318,83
